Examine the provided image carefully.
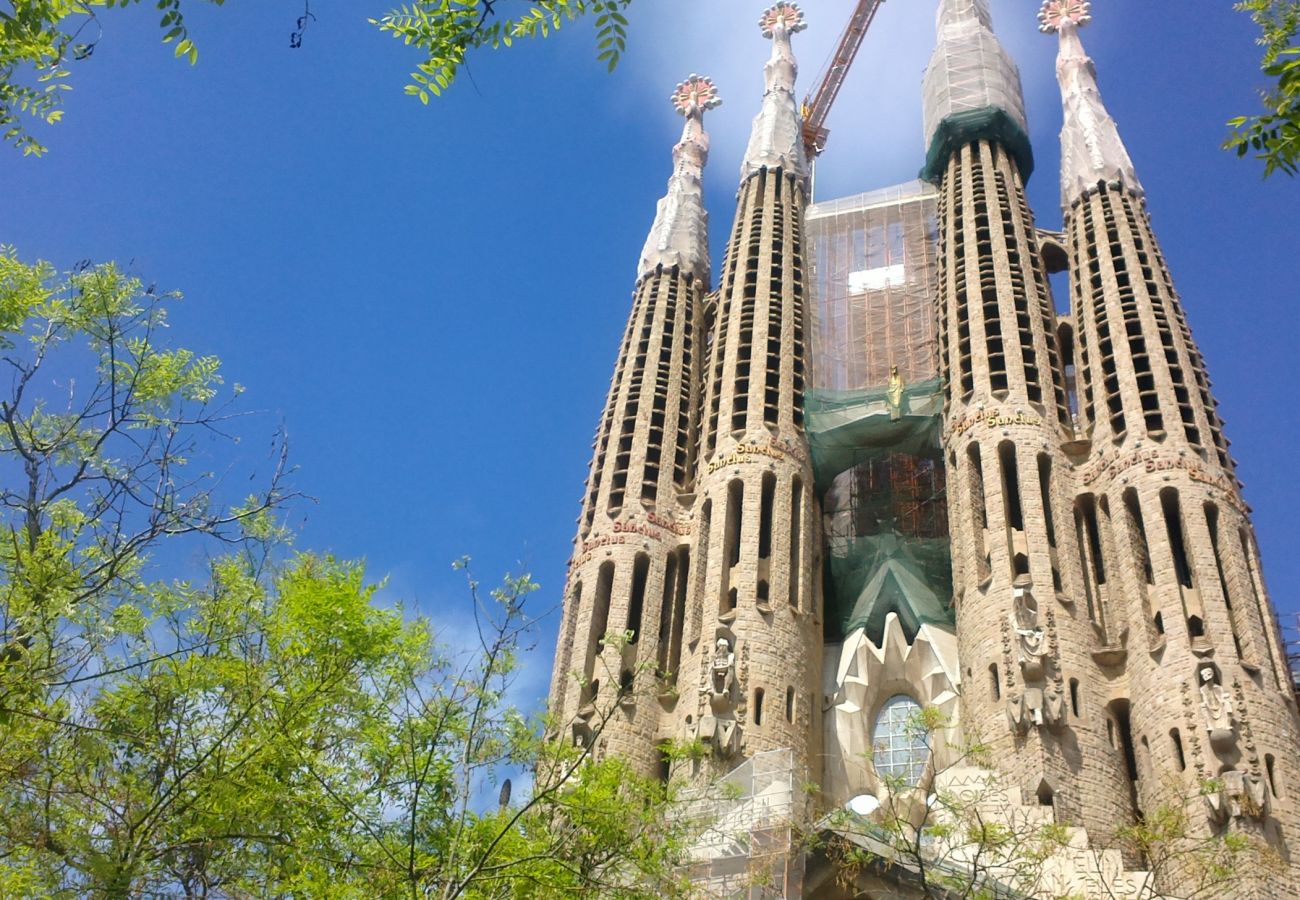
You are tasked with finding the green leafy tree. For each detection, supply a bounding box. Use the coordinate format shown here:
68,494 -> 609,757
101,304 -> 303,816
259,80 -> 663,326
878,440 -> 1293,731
1226,0 -> 1300,176
0,250 -> 692,897
1,0 -> 632,156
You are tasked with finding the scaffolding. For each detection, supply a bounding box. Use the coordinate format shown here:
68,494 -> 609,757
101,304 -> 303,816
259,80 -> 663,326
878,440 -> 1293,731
676,749 -> 802,897
806,183 -> 955,643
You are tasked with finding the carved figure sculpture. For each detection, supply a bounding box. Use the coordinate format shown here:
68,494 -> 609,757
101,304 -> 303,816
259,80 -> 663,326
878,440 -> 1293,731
1197,662 -> 1236,752
1012,587 -> 1047,680
697,627 -> 743,758
710,635 -> 737,705
887,366 -> 904,421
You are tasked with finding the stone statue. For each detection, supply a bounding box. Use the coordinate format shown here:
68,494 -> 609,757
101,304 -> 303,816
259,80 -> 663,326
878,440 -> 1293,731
710,635 -> 737,704
1012,587 -> 1048,680
697,626 -> 742,758
1197,662 -> 1236,751
887,365 -> 904,420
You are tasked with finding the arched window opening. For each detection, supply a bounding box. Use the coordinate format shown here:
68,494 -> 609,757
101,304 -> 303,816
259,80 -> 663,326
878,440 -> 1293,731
785,686 -> 795,723
754,688 -> 765,726
1160,488 -> 1194,589
1171,729 -> 1186,772
1267,754 -> 1281,799
1069,678 -> 1080,717
758,471 -> 776,560
999,441 -> 1025,532
626,553 -> 649,644
989,664 -> 1001,700
873,695 -> 930,787
1036,780 -> 1054,807
789,476 -> 803,608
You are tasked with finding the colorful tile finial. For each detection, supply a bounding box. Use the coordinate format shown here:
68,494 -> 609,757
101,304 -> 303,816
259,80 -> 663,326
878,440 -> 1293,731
759,2 -> 806,38
1038,0 -> 1090,33
671,75 -> 722,117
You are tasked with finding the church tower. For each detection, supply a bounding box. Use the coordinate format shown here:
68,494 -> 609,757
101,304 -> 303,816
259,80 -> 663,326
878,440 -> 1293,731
1043,2 -> 1300,892
922,0 -> 1137,839
675,2 -> 822,779
548,75 -> 719,775
545,2 -> 1300,894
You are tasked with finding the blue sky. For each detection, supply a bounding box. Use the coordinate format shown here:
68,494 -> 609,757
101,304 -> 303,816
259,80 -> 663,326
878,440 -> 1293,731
1,0 -> 1296,702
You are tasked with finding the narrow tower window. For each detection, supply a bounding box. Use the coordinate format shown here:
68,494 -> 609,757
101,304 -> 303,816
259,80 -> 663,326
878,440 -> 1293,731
999,441 -> 1024,532
789,476 -> 803,609
758,471 -> 775,560
626,553 -> 649,645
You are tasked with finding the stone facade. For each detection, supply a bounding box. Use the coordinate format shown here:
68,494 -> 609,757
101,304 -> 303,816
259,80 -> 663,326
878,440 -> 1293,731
546,1 -> 1300,895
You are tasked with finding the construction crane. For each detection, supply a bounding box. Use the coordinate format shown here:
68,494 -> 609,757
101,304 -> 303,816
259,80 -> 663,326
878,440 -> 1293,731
800,0 -> 886,159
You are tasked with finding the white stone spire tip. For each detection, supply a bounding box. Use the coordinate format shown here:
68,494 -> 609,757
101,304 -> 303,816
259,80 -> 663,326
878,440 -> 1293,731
740,2 -> 809,183
1043,0 -> 1143,207
1038,0 -> 1090,33
671,74 -> 722,117
637,75 -> 717,283
759,2 -> 807,37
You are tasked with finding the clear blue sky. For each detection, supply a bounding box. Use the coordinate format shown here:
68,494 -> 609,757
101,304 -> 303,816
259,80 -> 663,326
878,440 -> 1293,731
1,0 -> 1296,702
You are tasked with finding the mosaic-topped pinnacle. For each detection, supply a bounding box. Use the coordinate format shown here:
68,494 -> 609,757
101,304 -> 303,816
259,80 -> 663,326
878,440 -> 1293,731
1037,0 -> 1090,33
671,74 -> 722,117
1043,0 -> 1143,208
741,3 -> 809,184
759,2 -> 806,38
637,75 -> 719,283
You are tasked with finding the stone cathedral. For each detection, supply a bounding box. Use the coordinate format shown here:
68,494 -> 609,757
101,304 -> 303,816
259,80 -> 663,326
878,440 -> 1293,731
546,1 -> 1300,896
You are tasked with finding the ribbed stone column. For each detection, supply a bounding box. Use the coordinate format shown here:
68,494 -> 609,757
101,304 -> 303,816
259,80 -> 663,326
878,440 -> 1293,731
548,77 -> 718,778
925,0 -> 1136,843
1045,5 -> 1300,894
673,4 -> 822,784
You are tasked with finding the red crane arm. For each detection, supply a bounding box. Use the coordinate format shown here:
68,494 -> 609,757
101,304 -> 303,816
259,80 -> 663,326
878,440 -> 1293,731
801,0 -> 886,157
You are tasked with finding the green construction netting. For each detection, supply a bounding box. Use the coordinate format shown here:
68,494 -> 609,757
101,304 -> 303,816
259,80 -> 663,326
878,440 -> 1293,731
919,106 -> 1034,185
807,379 -> 955,643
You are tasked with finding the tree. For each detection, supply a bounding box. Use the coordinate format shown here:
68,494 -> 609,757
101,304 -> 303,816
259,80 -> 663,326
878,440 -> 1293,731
1,550 -> 695,897
0,249 -> 691,897
0,0 -> 633,156
0,247 -> 291,701
1226,0 -> 1300,176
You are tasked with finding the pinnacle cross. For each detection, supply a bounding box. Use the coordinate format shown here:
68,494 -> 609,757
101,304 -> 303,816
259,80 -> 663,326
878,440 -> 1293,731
741,3 -> 809,183
1037,0 -> 1090,33
637,75 -> 720,283
1037,0 -> 1143,207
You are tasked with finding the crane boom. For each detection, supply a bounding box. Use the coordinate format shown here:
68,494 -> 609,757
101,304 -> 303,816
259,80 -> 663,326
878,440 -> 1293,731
801,0 -> 886,158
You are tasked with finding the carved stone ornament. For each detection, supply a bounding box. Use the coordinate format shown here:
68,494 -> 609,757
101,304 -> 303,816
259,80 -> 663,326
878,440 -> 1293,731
696,624 -> 742,758
1012,587 -> 1048,680
1197,661 -> 1237,753
1205,769 -> 1269,824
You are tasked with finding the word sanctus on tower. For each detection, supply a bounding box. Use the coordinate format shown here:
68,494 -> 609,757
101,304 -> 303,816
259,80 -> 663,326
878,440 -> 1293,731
546,2 -> 1300,896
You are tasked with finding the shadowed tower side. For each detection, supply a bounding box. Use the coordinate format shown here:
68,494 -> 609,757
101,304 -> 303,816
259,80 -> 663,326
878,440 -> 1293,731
548,77 -> 719,777
923,0 -> 1136,842
673,3 -> 822,783
1043,3 -> 1300,893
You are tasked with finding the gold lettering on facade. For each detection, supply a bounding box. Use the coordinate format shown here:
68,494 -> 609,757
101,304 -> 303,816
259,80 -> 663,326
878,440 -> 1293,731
948,409 -> 1043,440
705,440 -> 794,475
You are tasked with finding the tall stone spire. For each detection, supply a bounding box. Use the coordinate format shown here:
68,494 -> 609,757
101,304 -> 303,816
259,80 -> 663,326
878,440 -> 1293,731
740,3 -> 809,183
638,75 -> 720,283
921,0 -> 1032,182
1039,0 -> 1141,208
